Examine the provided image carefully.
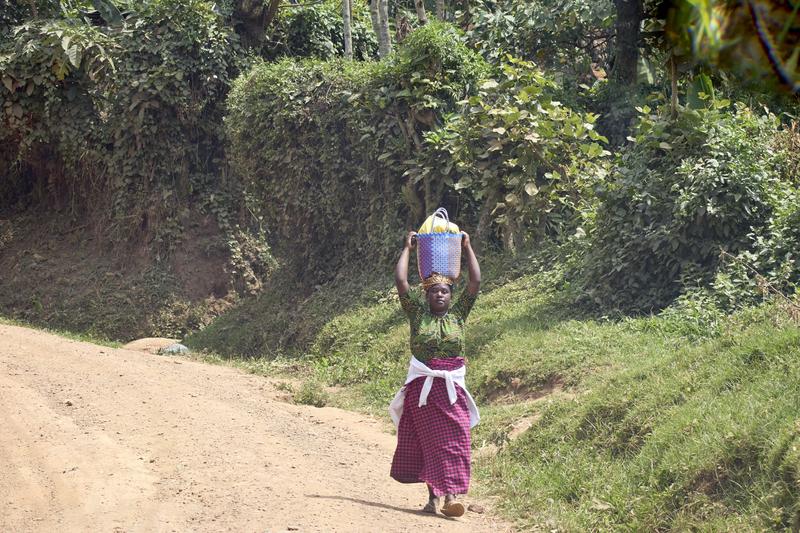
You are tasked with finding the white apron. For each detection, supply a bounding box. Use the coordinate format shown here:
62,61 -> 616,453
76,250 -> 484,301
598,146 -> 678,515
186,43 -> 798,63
388,356 -> 480,429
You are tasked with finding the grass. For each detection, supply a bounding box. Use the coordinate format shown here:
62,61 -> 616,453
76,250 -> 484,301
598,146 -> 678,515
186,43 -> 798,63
0,315 -> 123,348
184,265 -> 395,357
475,310 -> 800,531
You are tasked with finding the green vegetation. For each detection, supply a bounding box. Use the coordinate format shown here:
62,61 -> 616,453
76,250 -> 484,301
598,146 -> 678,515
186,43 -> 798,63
265,0 -> 377,60
480,308 -> 800,531
293,379 -> 331,407
225,22 -> 488,281
3,0 -> 800,530
579,102 -> 800,312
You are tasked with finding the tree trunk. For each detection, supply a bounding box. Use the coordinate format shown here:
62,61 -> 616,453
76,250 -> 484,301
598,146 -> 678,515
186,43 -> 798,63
378,0 -> 392,57
342,0 -> 353,59
503,221 -> 518,254
402,181 -> 425,227
474,187 -> 498,254
670,52 -> 678,119
611,0 -> 642,86
423,175 -> 445,216
414,0 -> 428,25
233,0 -> 283,48
436,0 -> 445,20
370,0 -> 381,51
263,0 -> 282,28
461,0 -> 470,29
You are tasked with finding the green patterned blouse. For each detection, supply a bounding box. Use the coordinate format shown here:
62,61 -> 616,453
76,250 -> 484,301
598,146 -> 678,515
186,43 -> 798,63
399,287 -> 478,364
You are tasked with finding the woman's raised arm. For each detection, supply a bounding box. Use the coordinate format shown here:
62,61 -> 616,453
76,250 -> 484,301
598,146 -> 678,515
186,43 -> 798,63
461,232 -> 481,296
395,231 -> 417,296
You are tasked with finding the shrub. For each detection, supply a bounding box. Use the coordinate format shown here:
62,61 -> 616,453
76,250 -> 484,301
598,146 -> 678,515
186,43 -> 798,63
579,102 -> 795,312
390,21 -> 489,112
0,1 -> 273,286
412,56 -> 610,251
294,379 -> 330,407
0,1 -> 240,232
466,0 -> 614,84
225,23 -> 489,282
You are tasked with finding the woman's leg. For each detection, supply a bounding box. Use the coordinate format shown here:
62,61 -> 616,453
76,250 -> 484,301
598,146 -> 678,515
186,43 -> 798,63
422,484 -> 440,514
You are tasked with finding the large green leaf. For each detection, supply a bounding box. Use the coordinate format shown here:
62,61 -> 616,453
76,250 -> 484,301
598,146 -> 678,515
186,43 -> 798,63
66,45 -> 82,69
91,0 -> 123,25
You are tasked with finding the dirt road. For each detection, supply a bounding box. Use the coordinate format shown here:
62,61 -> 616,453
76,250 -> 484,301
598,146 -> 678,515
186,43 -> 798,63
0,324 -> 508,532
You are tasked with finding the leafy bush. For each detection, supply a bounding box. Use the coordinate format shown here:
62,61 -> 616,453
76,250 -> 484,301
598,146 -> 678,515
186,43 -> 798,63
579,102 -> 797,312
709,188 -> 800,310
390,21 -> 489,112
466,0 -> 614,83
1,1 -> 238,220
413,57 -> 610,250
225,22 -> 488,282
0,0 -> 57,36
766,192 -> 800,288
0,0 -> 273,287
294,379 -> 330,407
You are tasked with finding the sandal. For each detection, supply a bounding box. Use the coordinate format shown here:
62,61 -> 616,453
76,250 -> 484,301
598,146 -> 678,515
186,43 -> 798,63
441,501 -> 465,518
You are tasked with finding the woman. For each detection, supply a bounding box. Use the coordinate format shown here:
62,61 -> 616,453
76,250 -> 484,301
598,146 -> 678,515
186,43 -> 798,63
389,229 -> 481,517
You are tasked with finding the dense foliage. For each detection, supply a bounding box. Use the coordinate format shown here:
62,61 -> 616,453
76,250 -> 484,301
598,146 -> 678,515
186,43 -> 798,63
414,57 -> 610,249
467,0 -> 614,82
1,0 -> 273,290
2,1 -> 235,219
579,101 -> 800,312
226,23 -> 489,281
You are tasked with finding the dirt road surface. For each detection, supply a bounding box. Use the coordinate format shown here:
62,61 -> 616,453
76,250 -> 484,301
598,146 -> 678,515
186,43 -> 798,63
0,324 -> 509,532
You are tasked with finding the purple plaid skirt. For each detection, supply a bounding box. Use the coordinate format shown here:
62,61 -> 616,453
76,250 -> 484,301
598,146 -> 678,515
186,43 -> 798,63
390,357 -> 471,496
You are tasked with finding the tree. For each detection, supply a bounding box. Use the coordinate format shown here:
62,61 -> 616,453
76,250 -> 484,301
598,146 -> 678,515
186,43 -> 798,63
233,0 -> 282,48
414,0 -> 428,25
612,0 -> 642,86
370,0 -> 392,57
342,0 -> 353,59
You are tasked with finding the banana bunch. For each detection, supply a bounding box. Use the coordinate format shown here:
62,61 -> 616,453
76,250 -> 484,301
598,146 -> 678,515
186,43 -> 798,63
418,208 -> 460,234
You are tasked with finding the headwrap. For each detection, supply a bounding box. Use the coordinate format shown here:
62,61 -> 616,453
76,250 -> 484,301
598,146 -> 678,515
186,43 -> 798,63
422,273 -> 455,290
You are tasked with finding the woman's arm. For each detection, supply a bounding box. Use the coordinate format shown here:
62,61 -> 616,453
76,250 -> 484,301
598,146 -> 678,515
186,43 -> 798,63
461,232 -> 481,296
395,231 -> 417,296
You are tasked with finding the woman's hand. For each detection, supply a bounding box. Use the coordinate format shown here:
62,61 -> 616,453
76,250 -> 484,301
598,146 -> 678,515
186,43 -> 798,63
397,231 -> 416,296
405,231 -> 418,250
461,231 -> 471,250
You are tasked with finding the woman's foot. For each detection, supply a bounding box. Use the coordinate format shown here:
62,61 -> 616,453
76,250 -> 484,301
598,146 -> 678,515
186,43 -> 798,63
422,496 -> 441,514
441,495 -> 465,517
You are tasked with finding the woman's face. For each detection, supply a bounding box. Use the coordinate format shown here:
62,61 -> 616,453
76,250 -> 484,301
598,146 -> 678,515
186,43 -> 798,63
426,283 -> 452,315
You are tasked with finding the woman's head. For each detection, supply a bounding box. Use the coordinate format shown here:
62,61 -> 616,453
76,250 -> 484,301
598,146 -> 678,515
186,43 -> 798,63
426,283 -> 452,315
422,273 -> 455,315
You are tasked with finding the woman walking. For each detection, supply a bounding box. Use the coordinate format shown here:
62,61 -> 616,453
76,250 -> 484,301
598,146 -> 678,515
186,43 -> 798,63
389,229 -> 481,517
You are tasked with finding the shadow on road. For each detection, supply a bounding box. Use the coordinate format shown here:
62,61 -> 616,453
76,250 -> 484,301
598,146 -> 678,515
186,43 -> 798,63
307,493 -> 443,518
